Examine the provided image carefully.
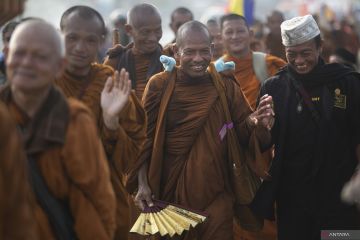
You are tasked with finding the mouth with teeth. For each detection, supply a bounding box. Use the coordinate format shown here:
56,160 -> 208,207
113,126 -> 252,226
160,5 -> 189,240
295,65 -> 309,73
191,65 -> 205,71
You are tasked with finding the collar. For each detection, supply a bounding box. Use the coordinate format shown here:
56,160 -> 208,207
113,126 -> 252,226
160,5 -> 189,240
0,85 -> 70,154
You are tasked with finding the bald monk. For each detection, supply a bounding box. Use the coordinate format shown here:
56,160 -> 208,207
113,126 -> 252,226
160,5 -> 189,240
104,3 -> 173,100
206,19 -> 224,60
220,13 -> 286,240
0,102 -> 37,240
130,20 -> 274,240
55,6 -> 146,240
3,19 -> 116,239
168,7 -> 194,44
221,13 -> 286,110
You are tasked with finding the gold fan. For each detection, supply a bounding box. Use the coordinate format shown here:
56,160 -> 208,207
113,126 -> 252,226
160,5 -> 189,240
130,200 -> 207,237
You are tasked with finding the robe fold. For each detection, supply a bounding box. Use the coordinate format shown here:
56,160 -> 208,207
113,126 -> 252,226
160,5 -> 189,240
128,67 -> 270,239
222,52 -> 286,240
223,52 -> 286,110
104,43 -> 174,100
55,63 -> 146,240
0,102 -> 37,240
0,86 -> 116,240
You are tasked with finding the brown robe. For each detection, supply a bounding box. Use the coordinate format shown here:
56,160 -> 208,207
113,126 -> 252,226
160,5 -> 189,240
104,43 -> 174,100
222,52 -> 285,240
128,67 -> 270,239
55,63 -> 146,240
0,86 -> 116,239
0,102 -> 37,240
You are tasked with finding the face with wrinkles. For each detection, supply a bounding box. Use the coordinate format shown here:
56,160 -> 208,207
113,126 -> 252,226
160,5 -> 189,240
285,39 -> 321,74
127,14 -> 162,54
6,21 -> 63,93
176,30 -> 212,78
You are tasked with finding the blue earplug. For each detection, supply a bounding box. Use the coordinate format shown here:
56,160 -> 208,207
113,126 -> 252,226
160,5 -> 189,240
214,58 -> 235,72
160,55 -> 176,72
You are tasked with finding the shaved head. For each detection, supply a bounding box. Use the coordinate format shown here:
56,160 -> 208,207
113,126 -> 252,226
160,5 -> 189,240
6,19 -> 65,93
176,20 -> 211,48
127,3 -> 161,28
60,5 -> 106,37
10,19 -> 64,58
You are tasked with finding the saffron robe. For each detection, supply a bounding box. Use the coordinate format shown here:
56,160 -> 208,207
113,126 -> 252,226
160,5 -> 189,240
55,63 -> 146,240
128,67 -> 270,239
222,52 -> 286,110
104,43 -> 173,99
0,102 -> 37,240
0,86 -> 116,240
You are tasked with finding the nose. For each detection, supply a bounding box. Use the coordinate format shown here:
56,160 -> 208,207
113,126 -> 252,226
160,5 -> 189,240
73,40 -> 86,53
193,51 -> 204,62
147,32 -> 158,42
20,53 -> 33,67
294,55 -> 305,65
231,31 -> 239,39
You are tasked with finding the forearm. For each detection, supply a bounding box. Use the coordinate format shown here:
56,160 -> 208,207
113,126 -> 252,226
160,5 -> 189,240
254,125 -> 272,152
235,116 -> 257,146
138,161 -> 149,187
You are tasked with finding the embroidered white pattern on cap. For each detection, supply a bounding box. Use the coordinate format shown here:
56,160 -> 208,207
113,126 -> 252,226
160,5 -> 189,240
281,15 -> 320,47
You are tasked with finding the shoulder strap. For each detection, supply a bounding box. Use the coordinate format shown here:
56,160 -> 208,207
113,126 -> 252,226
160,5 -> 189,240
207,63 -> 242,165
28,155 -> 76,240
252,52 -> 269,83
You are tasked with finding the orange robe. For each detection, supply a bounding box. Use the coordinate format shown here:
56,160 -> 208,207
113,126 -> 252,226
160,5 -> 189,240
104,43 -> 173,100
55,63 -> 146,240
0,86 -> 116,239
223,52 -> 286,110
0,102 -> 37,240
222,52 -> 286,240
127,68 -> 270,239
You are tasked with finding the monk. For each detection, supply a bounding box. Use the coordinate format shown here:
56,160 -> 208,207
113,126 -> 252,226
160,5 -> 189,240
221,13 -> 286,110
169,7 -> 193,44
206,18 -> 224,60
220,13 -> 286,240
0,102 -> 37,240
130,20 -> 274,240
104,3 -> 172,100
55,6 -> 146,240
3,19 -> 116,239
265,11 -> 286,61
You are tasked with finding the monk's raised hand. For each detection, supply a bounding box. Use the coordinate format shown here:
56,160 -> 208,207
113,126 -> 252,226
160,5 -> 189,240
249,94 -> 275,130
101,68 -> 131,130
